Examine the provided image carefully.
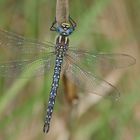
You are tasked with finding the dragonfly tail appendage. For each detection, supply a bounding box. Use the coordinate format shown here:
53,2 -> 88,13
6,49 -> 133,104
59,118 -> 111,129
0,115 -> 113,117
43,122 -> 50,133
43,95 -> 56,133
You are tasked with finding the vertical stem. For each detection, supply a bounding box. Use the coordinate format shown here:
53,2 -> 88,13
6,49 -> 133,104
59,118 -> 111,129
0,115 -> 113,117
56,0 -> 69,24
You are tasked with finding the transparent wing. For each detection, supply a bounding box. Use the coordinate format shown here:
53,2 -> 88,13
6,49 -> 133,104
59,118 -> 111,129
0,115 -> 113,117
63,54 -> 121,100
0,28 -> 56,77
0,54 -> 56,77
67,49 -> 136,76
0,28 -> 55,60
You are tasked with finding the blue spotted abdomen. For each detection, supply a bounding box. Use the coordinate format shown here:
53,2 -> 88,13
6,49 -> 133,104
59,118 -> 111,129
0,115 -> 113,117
43,53 -> 63,133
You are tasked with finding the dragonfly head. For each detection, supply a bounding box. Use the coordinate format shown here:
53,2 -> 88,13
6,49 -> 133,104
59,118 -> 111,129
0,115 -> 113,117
61,23 -> 70,30
57,22 -> 74,36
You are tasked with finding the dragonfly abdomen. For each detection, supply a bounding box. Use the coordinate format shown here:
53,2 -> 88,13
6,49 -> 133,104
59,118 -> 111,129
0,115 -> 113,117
43,53 -> 64,133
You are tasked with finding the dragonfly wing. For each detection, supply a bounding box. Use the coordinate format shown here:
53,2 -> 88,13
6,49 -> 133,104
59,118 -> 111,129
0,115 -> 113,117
0,28 -> 56,77
0,54 -> 55,77
0,28 -> 55,60
67,49 -> 136,76
63,54 -> 120,100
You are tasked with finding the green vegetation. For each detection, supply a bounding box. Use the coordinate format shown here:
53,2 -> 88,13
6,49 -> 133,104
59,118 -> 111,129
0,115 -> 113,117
0,0 -> 139,139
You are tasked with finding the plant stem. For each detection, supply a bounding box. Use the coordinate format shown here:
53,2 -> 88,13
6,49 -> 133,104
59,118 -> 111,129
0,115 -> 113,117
56,0 -> 69,24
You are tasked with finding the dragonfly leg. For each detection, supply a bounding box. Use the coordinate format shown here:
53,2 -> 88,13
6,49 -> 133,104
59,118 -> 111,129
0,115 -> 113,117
69,16 -> 77,29
50,17 -> 57,31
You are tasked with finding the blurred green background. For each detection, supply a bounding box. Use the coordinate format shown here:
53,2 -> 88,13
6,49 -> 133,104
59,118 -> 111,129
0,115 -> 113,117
0,0 -> 139,140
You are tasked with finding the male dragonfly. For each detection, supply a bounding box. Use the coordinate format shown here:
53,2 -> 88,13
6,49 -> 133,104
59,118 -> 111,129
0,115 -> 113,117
0,17 -> 136,133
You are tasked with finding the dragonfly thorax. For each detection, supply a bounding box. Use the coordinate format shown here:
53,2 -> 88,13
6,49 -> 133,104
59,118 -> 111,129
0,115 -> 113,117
56,35 -> 69,46
55,35 -> 69,55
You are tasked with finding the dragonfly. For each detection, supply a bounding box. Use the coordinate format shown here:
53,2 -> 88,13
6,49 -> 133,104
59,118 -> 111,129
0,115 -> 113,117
0,16 -> 136,133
